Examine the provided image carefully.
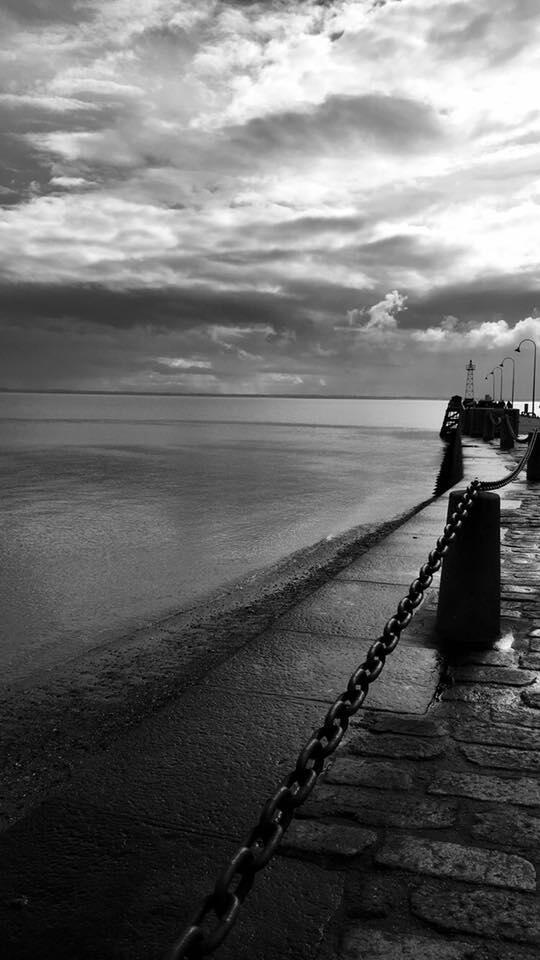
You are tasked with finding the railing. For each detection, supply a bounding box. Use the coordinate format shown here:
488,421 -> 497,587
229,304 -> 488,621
164,430 -> 539,960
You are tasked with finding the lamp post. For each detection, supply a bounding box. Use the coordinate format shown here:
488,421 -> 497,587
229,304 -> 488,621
515,338 -> 537,415
499,357 -> 515,406
495,367 -> 502,402
485,371 -> 495,401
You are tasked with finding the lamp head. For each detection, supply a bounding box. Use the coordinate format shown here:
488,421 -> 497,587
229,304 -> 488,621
515,345 -> 521,353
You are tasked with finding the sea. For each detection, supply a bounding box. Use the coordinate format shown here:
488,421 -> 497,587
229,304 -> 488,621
0,393 -> 447,684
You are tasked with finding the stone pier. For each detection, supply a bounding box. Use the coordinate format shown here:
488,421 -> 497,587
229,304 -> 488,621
1,436 -> 539,960
281,436 -> 540,960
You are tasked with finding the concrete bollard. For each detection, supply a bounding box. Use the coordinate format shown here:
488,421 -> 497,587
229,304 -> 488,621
526,432 -> 540,481
509,408 -> 520,437
462,408 -> 472,436
499,415 -> 514,450
482,412 -> 495,442
470,408 -> 485,437
436,490 -> 500,648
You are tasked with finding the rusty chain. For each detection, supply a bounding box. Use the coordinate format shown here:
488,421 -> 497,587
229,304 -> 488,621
165,431 -> 538,959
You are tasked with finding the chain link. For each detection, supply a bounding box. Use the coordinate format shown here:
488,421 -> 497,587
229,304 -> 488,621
165,436 -> 537,959
506,415 -> 535,445
479,429 -> 538,490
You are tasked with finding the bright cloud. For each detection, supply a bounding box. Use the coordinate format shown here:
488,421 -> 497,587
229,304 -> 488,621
157,356 -> 213,369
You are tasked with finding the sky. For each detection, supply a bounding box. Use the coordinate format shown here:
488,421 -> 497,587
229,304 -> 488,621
1,0 -> 540,397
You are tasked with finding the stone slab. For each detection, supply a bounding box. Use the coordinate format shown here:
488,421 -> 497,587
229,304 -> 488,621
460,743 -> 540,773
410,882 -> 540,944
0,802 -> 343,960
336,535 -> 443,585
375,836 -> 535,891
471,808 -> 540,848
442,685 -> 520,708
300,785 -> 457,829
460,650 -> 519,667
520,653 -> 540,670
280,820 -> 377,859
521,689 -> 540,708
340,927 -> 538,960
326,758 -> 413,791
357,713 -> 446,738
491,704 -> 540,728
450,720 -> 540,750
348,731 -> 446,760
276,580 -> 437,643
197,628 -> 440,714
452,666 -> 536,686
428,772 -> 540,806
65,688 -> 330,838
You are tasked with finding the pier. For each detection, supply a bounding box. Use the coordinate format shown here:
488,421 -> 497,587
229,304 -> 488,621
2,428 -> 540,959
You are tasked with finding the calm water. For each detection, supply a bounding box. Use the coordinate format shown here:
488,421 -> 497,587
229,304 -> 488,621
0,393 -> 446,682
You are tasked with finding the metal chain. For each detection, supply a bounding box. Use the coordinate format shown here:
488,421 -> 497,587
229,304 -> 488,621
479,429 -> 538,490
165,478 -> 485,960
165,430 -> 538,959
506,415 -> 534,444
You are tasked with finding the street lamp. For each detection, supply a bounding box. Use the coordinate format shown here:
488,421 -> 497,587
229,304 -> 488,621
494,367 -> 502,402
515,338 -> 537,415
485,371 -> 495,400
499,357 -> 515,406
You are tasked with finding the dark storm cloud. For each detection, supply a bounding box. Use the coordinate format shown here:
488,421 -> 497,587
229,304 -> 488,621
405,276 -> 540,330
0,95 -> 137,204
428,10 -> 493,54
0,133 -> 52,205
1,0 -> 93,23
429,1 -> 540,64
351,234 -> 465,271
0,100 -> 107,137
0,282 -> 308,334
251,213 -> 366,243
229,93 -> 443,156
0,278 -> 318,390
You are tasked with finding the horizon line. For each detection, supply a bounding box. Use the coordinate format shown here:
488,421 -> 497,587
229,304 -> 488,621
0,388 -> 449,400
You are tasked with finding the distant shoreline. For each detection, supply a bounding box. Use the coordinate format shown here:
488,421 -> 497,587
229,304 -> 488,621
0,388 -> 448,400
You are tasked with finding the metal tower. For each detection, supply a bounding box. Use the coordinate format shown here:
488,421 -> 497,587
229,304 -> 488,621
465,359 -> 475,401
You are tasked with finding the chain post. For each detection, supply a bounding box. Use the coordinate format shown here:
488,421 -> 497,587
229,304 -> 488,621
482,411 -> 495,442
436,490 -> 500,648
499,415 -> 514,450
527,431 -> 540,480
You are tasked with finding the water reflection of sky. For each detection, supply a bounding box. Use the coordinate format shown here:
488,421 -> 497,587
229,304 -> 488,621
0,395 -> 443,682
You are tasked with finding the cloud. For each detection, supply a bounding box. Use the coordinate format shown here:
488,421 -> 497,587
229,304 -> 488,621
3,0 -> 540,395
229,93 -> 443,159
413,314 -> 540,353
1,0 -> 94,24
341,290 -> 407,344
265,372 -> 304,384
156,356 -> 213,369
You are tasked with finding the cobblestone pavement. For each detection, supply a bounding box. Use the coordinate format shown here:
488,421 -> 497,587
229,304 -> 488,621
279,439 -> 540,960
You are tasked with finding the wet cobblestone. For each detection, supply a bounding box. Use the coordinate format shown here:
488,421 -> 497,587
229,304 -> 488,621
284,439 -> 540,959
